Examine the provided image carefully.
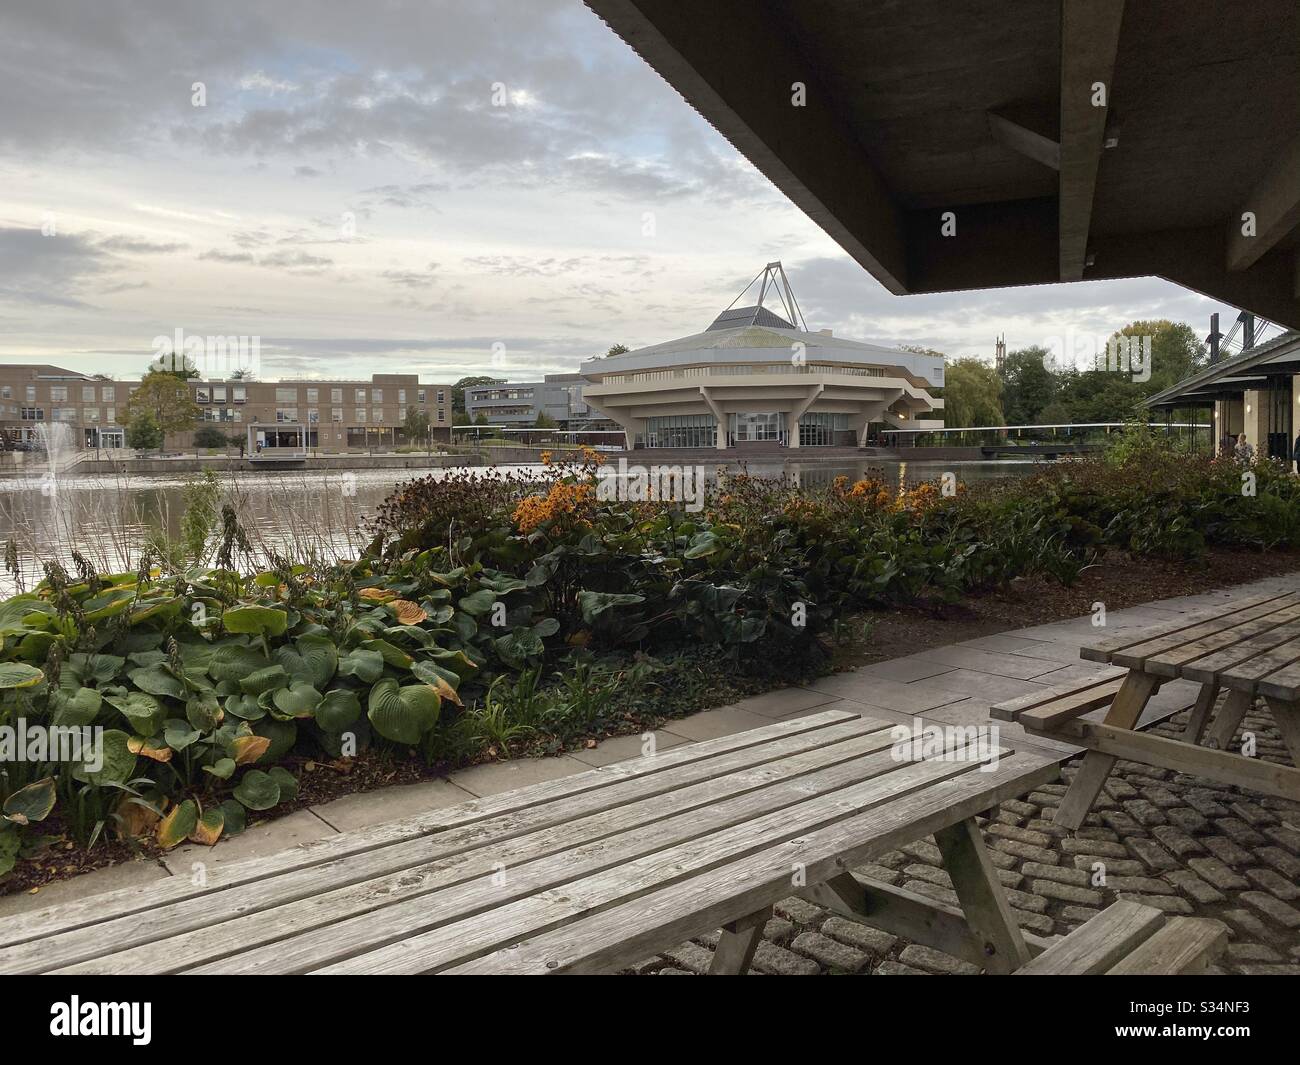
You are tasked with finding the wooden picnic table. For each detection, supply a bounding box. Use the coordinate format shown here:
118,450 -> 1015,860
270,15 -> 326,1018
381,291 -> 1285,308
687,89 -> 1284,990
0,708 -> 1058,975
995,589 -> 1300,830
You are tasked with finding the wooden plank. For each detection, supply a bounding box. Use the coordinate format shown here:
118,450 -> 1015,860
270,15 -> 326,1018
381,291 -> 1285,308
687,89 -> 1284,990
1205,688 -> 1253,752
1263,697 -> 1300,765
441,751 -> 1058,975
801,873 -> 1056,968
1185,623 -> 1300,690
1050,718 -> 1300,801
1182,680 -> 1220,744
1105,917 -> 1228,975
1014,678 -> 1126,730
989,669 -> 1125,721
1078,592 -> 1295,663
205,741 -> 1011,976
18,719 -> 898,975
934,817 -> 1031,973
1256,656 -> 1300,702
1141,601 -> 1300,678
1052,670 -> 1159,830
708,907 -> 770,974
1014,900 -> 1165,975
0,707 -> 861,950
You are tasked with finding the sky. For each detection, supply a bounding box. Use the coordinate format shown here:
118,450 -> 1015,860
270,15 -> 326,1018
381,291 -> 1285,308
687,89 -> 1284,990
0,0 -> 1245,385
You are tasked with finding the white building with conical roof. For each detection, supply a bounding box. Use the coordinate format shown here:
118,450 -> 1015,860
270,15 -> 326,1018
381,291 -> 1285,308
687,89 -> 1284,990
579,263 -> 945,449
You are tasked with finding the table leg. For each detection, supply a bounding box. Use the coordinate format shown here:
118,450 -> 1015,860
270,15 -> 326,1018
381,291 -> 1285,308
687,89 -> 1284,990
1204,688 -> 1253,752
1054,670 -> 1159,830
934,817 -> 1031,974
1263,697 -> 1300,766
708,907 -> 771,974
1182,680 -> 1221,744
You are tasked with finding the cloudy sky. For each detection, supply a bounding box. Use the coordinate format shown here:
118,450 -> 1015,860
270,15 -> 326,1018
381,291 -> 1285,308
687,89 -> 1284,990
0,0 -> 1241,384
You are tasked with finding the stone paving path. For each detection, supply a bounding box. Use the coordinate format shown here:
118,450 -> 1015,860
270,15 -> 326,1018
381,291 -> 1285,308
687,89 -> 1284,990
5,572 -> 1299,977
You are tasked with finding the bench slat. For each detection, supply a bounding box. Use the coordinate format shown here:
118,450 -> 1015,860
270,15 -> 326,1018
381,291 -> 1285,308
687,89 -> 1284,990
989,668 -> 1126,721
1142,601 -> 1300,678
1014,678 -> 1126,730
442,751 -> 1058,975
52,725 -> 905,975
1105,917 -> 1228,975
1078,592 -> 1297,663
1013,899 -> 1165,975
1107,597 -> 1300,670
0,708 -> 861,951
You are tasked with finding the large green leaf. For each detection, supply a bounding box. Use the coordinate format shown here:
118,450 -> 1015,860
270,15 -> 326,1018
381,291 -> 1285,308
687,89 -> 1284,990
68,652 -> 126,687
366,679 -> 441,744
71,729 -> 138,786
0,825 -> 20,877
271,681 -> 322,720
577,590 -> 646,623
103,691 -> 165,735
0,662 -> 44,690
2,777 -> 56,825
233,769 -> 281,810
164,718 -> 202,752
338,648 -> 385,683
252,719 -> 297,764
239,665 -> 290,695
223,605 -> 289,638
157,799 -> 198,849
360,638 -> 413,670
315,689 -> 361,732
223,692 -> 266,721
185,691 -> 223,731
128,664 -> 188,700
0,595 -> 57,636
457,589 -> 498,616
208,642 -> 269,684
275,635 -> 338,688
49,686 -> 104,727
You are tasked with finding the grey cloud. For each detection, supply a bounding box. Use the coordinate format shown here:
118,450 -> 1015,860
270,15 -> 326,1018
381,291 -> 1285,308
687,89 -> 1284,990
0,226 -> 117,307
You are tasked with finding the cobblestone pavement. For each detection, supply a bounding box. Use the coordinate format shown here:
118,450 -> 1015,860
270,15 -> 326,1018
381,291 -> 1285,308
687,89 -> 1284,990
632,701 -> 1300,975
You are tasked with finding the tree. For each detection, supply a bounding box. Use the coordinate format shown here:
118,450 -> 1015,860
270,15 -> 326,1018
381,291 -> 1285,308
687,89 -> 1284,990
942,358 -> 1004,427
533,411 -> 557,429
403,405 -> 431,452
229,368 -> 256,381
193,426 -> 230,450
605,343 -> 630,357
999,346 -> 1057,425
452,376 -> 505,415
126,370 -> 201,451
126,410 -> 162,451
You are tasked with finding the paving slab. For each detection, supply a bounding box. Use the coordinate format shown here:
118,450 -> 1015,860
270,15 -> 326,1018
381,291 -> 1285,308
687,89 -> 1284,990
906,668 -> 1050,705
161,809 -> 336,877
568,728 -> 691,767
660,704 -> 778,741
910,645 -> 1064,680
449,753 -> 591,797
857,657 -> 958,683
311,778 -> 476,833
729,687 -> 842,719
801,671 -> 969,714
0,857 -> 170,917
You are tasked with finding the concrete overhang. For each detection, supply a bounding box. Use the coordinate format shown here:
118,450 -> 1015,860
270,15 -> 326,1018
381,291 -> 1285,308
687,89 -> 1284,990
585,0 -> 1300,327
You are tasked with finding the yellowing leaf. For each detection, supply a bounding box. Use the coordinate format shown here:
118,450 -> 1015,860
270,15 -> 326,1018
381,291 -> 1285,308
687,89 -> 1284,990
390,599 -> 428,624
188,807 -> 225,847
115,799 -> 160,840
126,736 -> 173,763
157,800 -> 198,850
358,587 -> 397,604
231,735 -> 272,766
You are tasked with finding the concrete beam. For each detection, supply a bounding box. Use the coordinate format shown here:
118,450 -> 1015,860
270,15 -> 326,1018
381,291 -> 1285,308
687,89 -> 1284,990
584,0 -> 909,293
986,108 -> 1060,171
1227,133 -> 1300,272
1058,0 -> 1126,281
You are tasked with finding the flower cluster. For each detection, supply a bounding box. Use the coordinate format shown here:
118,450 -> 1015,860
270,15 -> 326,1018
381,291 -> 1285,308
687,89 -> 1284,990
512,480 -> 595,534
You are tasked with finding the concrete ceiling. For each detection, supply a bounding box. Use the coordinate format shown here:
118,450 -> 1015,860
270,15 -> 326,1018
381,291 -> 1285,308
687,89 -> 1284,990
584,0 -> 1300,327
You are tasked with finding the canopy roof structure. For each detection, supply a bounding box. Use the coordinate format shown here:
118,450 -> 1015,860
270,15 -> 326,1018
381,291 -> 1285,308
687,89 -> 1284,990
1146,330 -> 1300,408
585,0 -> 1300,327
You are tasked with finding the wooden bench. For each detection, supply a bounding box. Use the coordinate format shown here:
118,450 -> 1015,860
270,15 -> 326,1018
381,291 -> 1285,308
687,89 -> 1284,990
0,708 -> 1060,976
1015,899 -> 1228,975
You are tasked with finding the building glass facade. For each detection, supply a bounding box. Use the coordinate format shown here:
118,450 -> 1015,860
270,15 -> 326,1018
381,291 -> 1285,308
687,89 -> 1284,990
644,414 -> 716,448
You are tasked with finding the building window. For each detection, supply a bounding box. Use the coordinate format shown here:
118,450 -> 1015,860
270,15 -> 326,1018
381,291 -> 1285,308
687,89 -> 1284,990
101,385 -> 115,402
798,412 -> 849,447
0,387 -> 10,400
373,407 -> 383,423
437,408 -> 445,422
82,386 -> 96,402
212,386 -> 227,403
355,409 -> 366,423
306,388 -> 319,404
106,408 -> 116,423
308,408 -> 319,424
417,389 -> 426,404
437,390 -> 445,404
331,408 -> 343,422
232,386 -> 247,403
53,407 -> 76,422
331,388 -> 343,403
195,387 -> 209,403
21,408 -> 43,421
275,388 -> 297,404
397,389 -> 406,405
276,408 -> 298,423
25,386 -> 35,403
644,414 -> 717,448
233,410 -> 243,422
355,389 -> 366,403
50,386 -> 68,402
372,389 -> 383,404
84,408 -> 100,423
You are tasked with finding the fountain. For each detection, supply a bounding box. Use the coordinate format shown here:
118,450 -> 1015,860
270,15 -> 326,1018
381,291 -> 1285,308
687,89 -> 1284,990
34,421 -> 77,496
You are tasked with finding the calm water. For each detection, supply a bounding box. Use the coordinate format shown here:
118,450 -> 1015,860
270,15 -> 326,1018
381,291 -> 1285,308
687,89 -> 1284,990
0,458 -> 1039,594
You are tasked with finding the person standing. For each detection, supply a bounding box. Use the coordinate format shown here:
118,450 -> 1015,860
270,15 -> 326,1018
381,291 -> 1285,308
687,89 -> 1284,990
1234,433 -> 1254,464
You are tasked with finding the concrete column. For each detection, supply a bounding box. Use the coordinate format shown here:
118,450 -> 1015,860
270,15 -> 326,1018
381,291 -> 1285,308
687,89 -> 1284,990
786,384 -> 824,449
698,386 -> 728,450
1243,389 -> 1265,455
